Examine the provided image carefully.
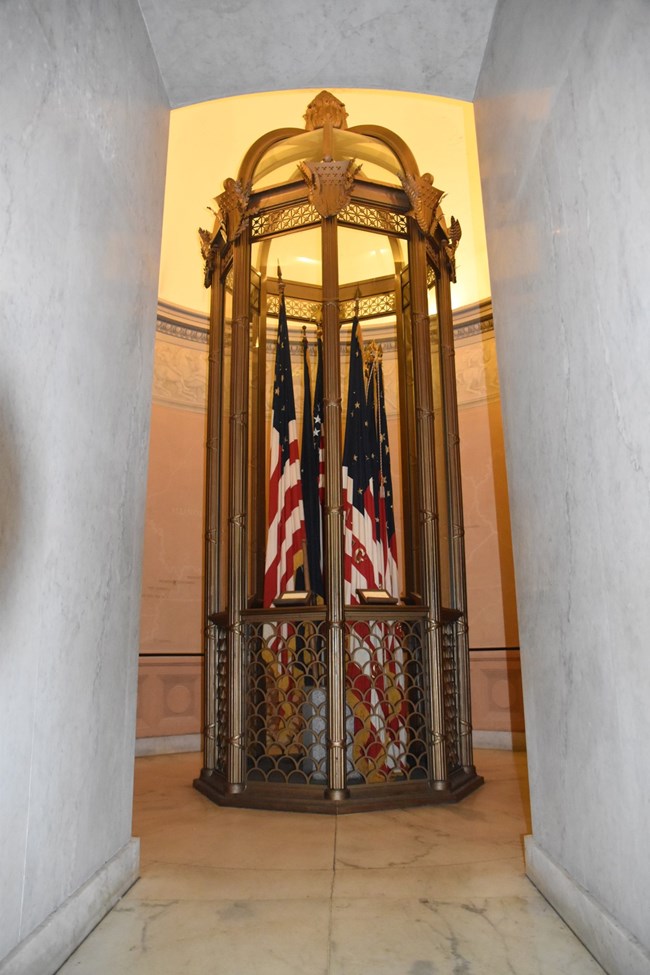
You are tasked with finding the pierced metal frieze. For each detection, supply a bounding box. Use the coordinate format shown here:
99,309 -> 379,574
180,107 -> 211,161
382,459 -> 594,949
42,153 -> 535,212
339,291 -> 396,323
299,159 -> 362,218
338,201 -> 408,237
400,172 -> 445,236
250,201 -> 321,239
267,293 -> 321,323
304,90 -> 348,131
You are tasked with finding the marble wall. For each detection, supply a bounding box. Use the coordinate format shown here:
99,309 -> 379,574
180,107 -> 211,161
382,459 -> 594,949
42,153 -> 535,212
0,3 -> 168,972
138,0 -> 499,107
476,0 -> 650,969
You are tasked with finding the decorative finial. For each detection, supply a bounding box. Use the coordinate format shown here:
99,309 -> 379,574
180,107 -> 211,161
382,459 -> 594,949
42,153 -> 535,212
354,286 -> 362,317
277,262 -> 284,294
304,90 -> 348,131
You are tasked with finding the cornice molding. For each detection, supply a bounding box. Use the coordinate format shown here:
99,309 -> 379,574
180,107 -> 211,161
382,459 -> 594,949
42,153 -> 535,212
155,297 -> 494,344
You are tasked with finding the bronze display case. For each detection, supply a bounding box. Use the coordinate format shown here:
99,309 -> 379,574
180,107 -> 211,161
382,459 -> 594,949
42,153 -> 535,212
194,91 -> 482,812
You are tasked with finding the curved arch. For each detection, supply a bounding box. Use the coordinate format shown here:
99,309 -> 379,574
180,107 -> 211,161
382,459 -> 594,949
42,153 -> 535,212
237,126 -> 303,186
348,124 -> 420,178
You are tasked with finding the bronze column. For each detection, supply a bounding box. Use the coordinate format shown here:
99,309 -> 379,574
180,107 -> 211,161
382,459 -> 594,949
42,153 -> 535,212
437,259 -> 475,772
226,232 -> 252,793
408,223 -> 448,786
321,215 -> 348,800
203,246 -> 224,774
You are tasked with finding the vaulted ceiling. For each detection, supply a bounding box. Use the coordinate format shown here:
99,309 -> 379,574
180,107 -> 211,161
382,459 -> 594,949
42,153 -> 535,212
138,0 -> 499,108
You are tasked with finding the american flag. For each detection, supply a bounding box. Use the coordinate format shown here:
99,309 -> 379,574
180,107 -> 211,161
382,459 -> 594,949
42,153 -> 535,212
263,293 -> 306,606
344,331 -> 408,780
342,316 -> 379,603
313,330 -> 325,548
366,351 -> 399,596
300,329 -> 324,599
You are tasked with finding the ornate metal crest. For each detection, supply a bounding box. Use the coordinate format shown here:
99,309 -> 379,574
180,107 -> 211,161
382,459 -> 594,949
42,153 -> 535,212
216,177 -> 253,241
304,90 -> 348,131
298,158 -> 362,218
444,216 -> 462,282
198,227 -> 217,287
400,172 -> 445,236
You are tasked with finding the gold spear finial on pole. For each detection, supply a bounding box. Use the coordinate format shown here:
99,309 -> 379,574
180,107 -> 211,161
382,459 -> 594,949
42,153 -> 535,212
354,286 -> 361,318
277,261 -> 284,294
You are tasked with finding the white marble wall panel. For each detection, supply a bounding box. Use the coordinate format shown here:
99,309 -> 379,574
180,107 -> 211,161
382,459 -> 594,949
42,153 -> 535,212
137,0 -> 499,107
0,1 -> 168,966
476,0 -> 650,962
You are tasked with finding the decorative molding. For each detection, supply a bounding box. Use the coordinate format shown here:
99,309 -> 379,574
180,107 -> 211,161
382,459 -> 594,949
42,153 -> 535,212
156,318 -> 209,345
157,300 -> 209,342
152,298 -> 496,413
152,339 -> 208,412
454,331 -> 501,408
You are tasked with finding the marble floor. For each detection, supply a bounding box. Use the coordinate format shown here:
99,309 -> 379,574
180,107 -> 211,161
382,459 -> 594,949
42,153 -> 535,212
58,750 -> 604,974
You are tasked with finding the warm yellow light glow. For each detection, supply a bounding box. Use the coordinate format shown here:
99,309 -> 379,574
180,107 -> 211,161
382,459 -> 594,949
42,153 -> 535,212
158,88 -> 491,314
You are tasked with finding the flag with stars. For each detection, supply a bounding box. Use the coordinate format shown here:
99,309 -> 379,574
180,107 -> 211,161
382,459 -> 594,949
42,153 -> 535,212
313,330 -> 325,531
367,352 -> 399,596
365,349 -> 408,776
342,316 -> 378,603
300,329 -> 324,599
263,293 -> 306,606
343,323 -> 407,780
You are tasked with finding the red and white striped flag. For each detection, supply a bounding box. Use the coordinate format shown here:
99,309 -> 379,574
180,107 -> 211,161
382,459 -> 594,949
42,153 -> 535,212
366,353 -> 399,596
342,317 -> 379,603
263,293 -> 306,606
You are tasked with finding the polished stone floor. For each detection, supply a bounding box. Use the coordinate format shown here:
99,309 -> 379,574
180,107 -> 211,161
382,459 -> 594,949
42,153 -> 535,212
59,750 -> 604,974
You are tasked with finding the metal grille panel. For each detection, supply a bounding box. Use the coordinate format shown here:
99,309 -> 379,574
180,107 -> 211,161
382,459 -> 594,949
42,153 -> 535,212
344,616 -> 428,784
245,617 -> 328,784
339,291 -> 396,322
267,293 -> 321,323
442,619 -> 461,773
215,624 -> 228,775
